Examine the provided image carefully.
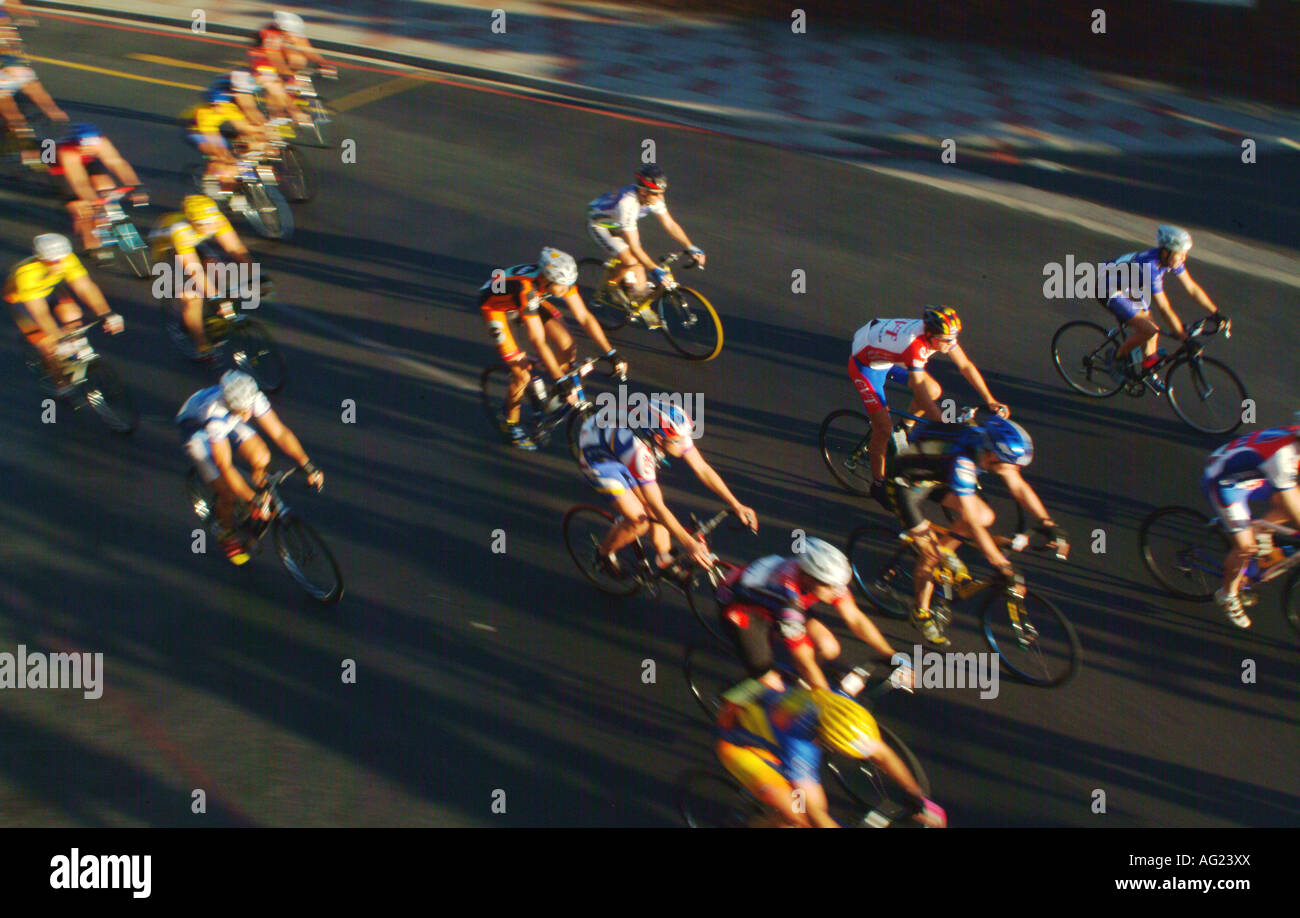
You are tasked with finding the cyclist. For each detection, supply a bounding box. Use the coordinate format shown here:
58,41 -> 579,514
177,370 -> 323,566
849,307 -> 1009,509
207,68 -> 267,129
585,164 -> 705,324
575,399 -> 757,575
715,679 -> 946,828
248,11 -> 332,130
4,233 -> 123,386
478,247 -> 626,449
886,416 -> 1068,645
717,538 -> 905,694
0,52 -> 66,164
1101,225 -> 1226,386
149,195 -> 257,358
183,86 -> 267,198
49,123 -> 146,254
1200,416 -> 1300,628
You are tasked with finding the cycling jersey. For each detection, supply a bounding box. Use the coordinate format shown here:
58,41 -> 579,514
177,384 -> 272,483
149,212 -> 235,259
587,185 -> 667,231
186,101 -> 243,137
575,414 -> 693,495
4,254 -> 87,304
849,319 -> 936,413
477,264 -> 569,362
0,55 -> 35,94
888,423 -> 984,530
716,679 -> 823,788
248,25 -> 286,71
1202,427 -> 1300,533
1101,248 -> 1186,322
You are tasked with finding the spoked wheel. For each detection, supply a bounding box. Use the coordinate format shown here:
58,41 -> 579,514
479,363 -> 542,445
682,641 -> 739,722
227,318 -> 287,393
684,561 -> 740,649
1051,320 -> 1125,397
1283,568 -> 1300,641
980,589 -> 1079,687
845,524 -> 914,619
678,768 -> 760,828
1165,356 -> 1247,435
575,257 -> 629,332
1138,506 -> 1228,600
82,358 -> 138,434
819,409 -> 876,495
272,514 -> 344,602
242,183 -> 294,240
275,146 -> 313,202
561,505 -> 643,597
826,723 -> 931,825
112,222 -> 150,278
658,286 -> 723,361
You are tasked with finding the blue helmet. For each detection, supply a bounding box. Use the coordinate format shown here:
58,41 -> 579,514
645,400 -> 692,443
978,417 -> 1034,466
63,122 -> 100,143
206,87 -> 235,105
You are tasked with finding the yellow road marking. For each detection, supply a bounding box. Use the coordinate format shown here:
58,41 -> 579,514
126,53 -> 228,74
330,76 -> 424,112
27,55 -> 203,91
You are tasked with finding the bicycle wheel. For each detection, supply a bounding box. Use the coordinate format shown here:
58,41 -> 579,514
575,257 -> 629,332
272,514 -> 344,602
1283,568 -> 1300,641
678,768 -> 759,828
826,722 -> 931,821
683,641 -> 741,722
276,146 -> 313,202
227,318 -> 287,393
243,183 -> 294,240
1051,320 -> 1124,397
1138,505 -> 1228,600
562,505 -> 643,597
980,588 -> 1079,687
819,409 -> 876,495
658,286 -> 723,361
82,358 -> 138,434
479,363 -> 543,443
185,467 -> 217,522
295,96 -> 333,148
1165,356 -> 1247,435
161,299 -> 203,360
684,560 -> 740,648
565,405 -> 589,463
113,222 -> 150,278
845,524 -> 914,619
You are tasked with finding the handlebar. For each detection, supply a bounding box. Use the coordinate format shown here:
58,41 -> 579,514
660,251 -> 702,272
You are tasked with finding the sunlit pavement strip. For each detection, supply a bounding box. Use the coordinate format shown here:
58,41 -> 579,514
329,76 -> 425,112
27,53 -> 203,90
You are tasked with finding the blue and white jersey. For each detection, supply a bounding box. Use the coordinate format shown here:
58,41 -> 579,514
586,185 -> 667,231
1100,247 -> 1185,301
1203,427 -> 1300,500
175,385 -> 271,440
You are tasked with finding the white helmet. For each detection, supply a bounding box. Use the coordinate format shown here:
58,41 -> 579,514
796,537 -> 852,589
1156,225 -> 1192,254
220,370 -> 260,413
34,233 -> 72,262
539,247 -> 578,287
274,11 -> 306,35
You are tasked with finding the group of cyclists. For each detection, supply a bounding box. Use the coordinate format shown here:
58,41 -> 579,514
3,10 -> 329,565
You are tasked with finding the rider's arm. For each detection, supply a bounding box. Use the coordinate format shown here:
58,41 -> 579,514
559,286 -> 618,356
21,80 -> 66,122
60,151 -> 97,202
655,210 -> 698,254
678,447 -> 758,530
947,344 -> 1006,415
1176,269 -> 1220,315
520,313 -> 565,382
289,35 -> 328,67
96,139 -> 141,188
1150,290 -> 1185,339
254,407 -> 311,468
1278,486 -> 1300,531
635,480 -> 706,554
213,227 -> 251,261
65,272 -> 112,318
996,465 -> 1052,527
210,435 -> 258,502
956,492 -> 1014,575
786,636 -> 832,691
235,94 -> 267,126
830,593 -> 897,660
867,742 -> 931,809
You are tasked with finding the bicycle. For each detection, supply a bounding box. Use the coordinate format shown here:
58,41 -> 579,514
189,152 -> 294,241
563,505 -> 739,605
1051,313 -> 1245,435
19,316 -> 137,433
91,187 -> 150,278
480,353 -> 618,458
845,519 -> 1079,686
264,131 -> 312,202
575,251 -> 723,361
160,247 -> 285,392
185,466 -> 343,602
1138,506 -> 1300,638
281,65 -> 336,149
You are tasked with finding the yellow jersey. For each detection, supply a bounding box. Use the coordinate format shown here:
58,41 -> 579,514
184,101 -> 242,136
149,212 -> 235,258
4,254 -> 88,304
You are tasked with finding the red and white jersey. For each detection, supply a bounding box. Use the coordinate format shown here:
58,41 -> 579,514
851,318 -> 935,370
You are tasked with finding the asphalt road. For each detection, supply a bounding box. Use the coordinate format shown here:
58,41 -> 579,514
1,14 -> 1297,827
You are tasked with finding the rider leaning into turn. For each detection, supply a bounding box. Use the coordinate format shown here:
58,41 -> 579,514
1201,416 -> 1300,629
715,679 -> 946,828
478,247 -> 626,450
849,307 -> 1009,509
177,370 -> 323,566
585,164 -> 705,325
49,123 -> 146,256
1100,225 -> 1227,387
885,416 -> 1069,645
